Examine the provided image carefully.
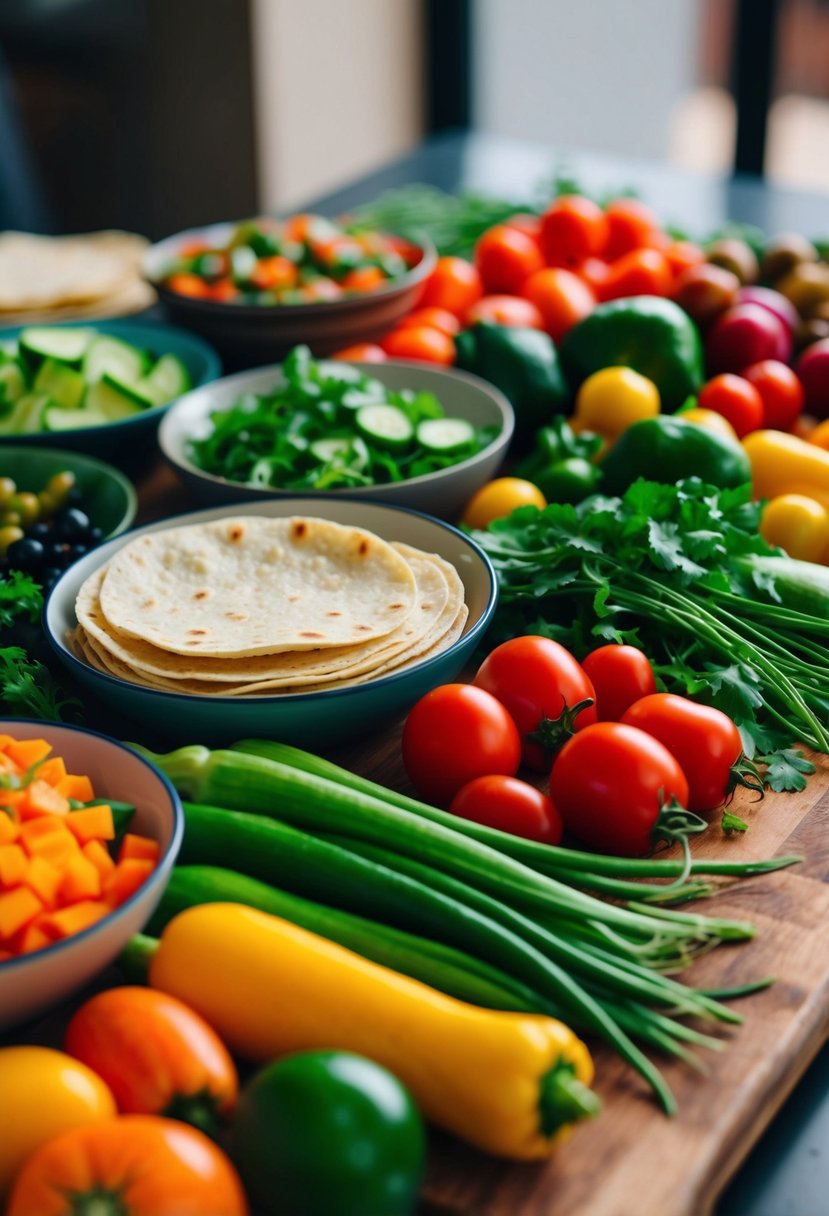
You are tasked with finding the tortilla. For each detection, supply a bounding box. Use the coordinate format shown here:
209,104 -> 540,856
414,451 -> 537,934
0,231 -> 149,312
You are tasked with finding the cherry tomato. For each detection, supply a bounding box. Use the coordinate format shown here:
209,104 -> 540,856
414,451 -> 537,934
621,693 -> 744,813
461,477 -> 547,529
550,723 -> 690,855
504,213 -> 543,242
207,280 -> 241,302
602,198 -> 661,259
420,256 -> 483,317
465,295 -> 544,329
521,267 -> 595,342
743,359 -> 805,431
341,266 -> 387,292
402,684 -> 521,804
449,775 -> 563,845
602,248 -> 673,300
381,325 -> 456,365
539,196 -> 608,267
665,240 -> 705,279
573,367 -> 660,439
473,636 -> 596,771
474,224 -> 544,294
331,343 -> 387,363
577,257 -> 611,299
580,645 -> 656,721
697,373 -> 764,438
397,307 -> 460,337
166,273 -> 210,299
250,256 -> 297,291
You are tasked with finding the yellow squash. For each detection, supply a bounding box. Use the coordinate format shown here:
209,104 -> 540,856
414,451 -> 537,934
149,903 -> 597,1160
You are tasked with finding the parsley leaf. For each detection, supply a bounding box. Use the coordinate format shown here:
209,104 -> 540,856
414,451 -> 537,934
758,748 -> 816,793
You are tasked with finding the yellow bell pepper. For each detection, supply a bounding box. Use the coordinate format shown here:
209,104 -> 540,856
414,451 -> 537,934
744,429 -> 829,511
572,366 -> 660,440
149,903 -> 597,1161
760,494 -> 829,564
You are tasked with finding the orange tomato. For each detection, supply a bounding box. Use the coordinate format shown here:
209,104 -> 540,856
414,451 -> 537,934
420,256 -> 483,317
603,248 -> 673,299
398,307 -> 460,336
165,274 -> 210,300
341,265 -> 387,292
465,295 -> 544,329
249,255 -> 297,291
331,343 -> 387,362
6,1116 -> 248,1216
207,280 -> 240,302
473,224 -> 544,294
602,198 -> 661,259
382,325 -> 456,364
539,195 -> 608,267
65,987 -> 238,1133
521,267 -> 595,342
665,240 -> 705,279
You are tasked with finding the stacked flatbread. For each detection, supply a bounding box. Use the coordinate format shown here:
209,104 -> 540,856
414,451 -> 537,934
70,516 -> 468,697
0,231 -> 155,325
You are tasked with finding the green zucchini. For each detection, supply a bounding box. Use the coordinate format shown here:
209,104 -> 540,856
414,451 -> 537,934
744,554 -> 829,620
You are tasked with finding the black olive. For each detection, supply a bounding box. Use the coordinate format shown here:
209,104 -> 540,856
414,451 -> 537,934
87,526 -> 104,545
5,537 -> 45,572
29,521 -> 51,541
41,566 -> 63,588
52,508 -> 91,541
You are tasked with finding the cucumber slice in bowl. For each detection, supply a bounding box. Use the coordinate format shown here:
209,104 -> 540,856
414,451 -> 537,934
141,353 -> 192,405
84,379 -> 146,422
416,417 -> 476,453
43,405 -> 112,432
83,336 -> 150,386
309,436 -> 370,471
356,403 -> 414,450
18,327 -> 95,369
34,359 -> 86,409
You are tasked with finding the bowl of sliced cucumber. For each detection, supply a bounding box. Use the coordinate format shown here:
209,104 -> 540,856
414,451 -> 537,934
158,350 -> 514,519
0,320 -> 222,464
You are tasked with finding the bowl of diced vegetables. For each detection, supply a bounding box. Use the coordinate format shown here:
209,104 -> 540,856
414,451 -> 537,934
0,320 -> 222,462
143,214 -> 437,365
0,720 -> 183,1030
158,347 -> 514,519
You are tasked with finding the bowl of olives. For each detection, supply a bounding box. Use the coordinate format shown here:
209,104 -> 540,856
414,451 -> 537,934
0,446 -> 137,589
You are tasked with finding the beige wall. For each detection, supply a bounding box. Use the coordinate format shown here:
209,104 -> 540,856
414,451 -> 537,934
251,0 -> 424,213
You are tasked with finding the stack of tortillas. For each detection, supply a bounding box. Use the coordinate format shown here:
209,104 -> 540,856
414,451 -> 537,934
0,231 -> 155,325
70,516 -> 468,696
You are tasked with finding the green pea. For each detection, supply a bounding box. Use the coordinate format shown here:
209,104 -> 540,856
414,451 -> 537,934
0,525 -> 24,555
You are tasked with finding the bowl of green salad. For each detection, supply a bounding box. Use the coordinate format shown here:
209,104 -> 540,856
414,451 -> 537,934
158,346 -> 514,519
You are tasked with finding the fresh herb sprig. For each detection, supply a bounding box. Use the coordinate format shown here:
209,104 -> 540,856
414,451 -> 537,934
0,570 -> 80,721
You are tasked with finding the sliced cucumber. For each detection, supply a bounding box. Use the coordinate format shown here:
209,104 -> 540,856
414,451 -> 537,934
0,362 -> 25,405
34,358 -> 86,409
83,379 -> 146,422
0,393 -> 50,435
310,437 -> 369,471
356,404 -> 414,451
43,405 -> 111,432
99,372 -> 156,409
82,335 -> 149,386
18,327 -> 95,368
416,417 -> 476,453
141,353 -> 191,404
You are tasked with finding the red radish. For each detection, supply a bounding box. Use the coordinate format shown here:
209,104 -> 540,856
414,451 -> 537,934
706,303 -> 792,373
738,286 -> 799,335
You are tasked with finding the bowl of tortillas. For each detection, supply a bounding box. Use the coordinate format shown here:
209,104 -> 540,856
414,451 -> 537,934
45,498 -> 497,745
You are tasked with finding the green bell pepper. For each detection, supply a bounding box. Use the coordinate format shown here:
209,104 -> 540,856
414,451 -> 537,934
600,415 -> 752,495
229,1050 -> 425,1216
515,417 -> 602,503
559,296 -> 704,412
455,321 -> 569,442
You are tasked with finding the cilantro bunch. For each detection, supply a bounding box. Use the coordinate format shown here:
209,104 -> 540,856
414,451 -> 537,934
472,479 -> 829,790
0,570 -> 79,721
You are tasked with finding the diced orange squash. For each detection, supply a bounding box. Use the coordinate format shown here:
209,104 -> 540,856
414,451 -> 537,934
40,900 -> 109,941
82,839 -> 115,879
23,780 -> 70,818
20,820 -> 79,866
105,858 -> 154,906
17,916 -> 53,955
56,774 -> 95,802
36,756 -> 68,787
0,844 -> 27,888
20,816 -> 67,844
24,857 -> 63,908
0,791 -> 25,815
0,734 -> 18,752
0,886 -> 44,940
118,833 -> 159,864
0,813 -> 19,845
58,853 -> 101,904
5,739 -> 51,771
66,805 -> 114,845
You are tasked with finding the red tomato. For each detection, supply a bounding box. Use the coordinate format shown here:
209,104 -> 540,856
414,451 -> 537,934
382,325 -> 456,365
621,693 -> 745,813
341,266 -> 387,292
166,273 -> 210,299
472,636 -> 597,771
398,307 -> 460,337
207,280 -> 240,302
697,373 -> 764,438
539,196 -> 608,267
577,257 -> 611,299
331,343 -> 387,363
602,249 -> 673,300
743,359 -> 805,431
420,256 -> 483,317
521,268 -> 596,342
474,224 -> 544,294
449,775 -> 563,845
550,723 -> 690,856
250,256 -> 298,291
402,684 -> 521,804
602,198 -> 662,259
580,645 -> 657,721
465,295 -> 544,329
504,213 -> 543,243
664,240 -> 705,279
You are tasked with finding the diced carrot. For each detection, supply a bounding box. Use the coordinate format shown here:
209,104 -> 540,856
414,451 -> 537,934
105,858 -> 154,906
40,900 -> 109,941
20,821 -> 79,866
36,756 -> 68,787
56,774 -> 95,802
0,886 -> 44,940
20,816 -> 67,844
118,833 -> 160,864
66,805 -> 114,845
24,857 -> 62,908
5,739 -> 51,771
23,780 -> 70,818
0,813 -> 19,845
82,839 -> 115,879
17,916 -> 52,955
0,844 -> 27,888
58,853 -> 102,904
0,791 -> 25,814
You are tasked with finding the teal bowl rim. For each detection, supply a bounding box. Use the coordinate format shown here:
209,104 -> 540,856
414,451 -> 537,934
44,496 -> 498,705
0,318 -> 223,441
0,718 -> 184,977
0,442 -> 139,538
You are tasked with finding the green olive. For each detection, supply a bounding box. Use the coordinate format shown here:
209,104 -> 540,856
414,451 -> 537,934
8,492 -> 40,528
0,510 -> 21,528
37,490 -> 58,519
46,470 -> 76,505
0,525 -> 24,556
0,477 -> 17,507
706,238 -> 759,285
761,233 -> 818,283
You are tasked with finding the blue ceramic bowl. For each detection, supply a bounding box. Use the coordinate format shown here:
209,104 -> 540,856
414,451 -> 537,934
0,319 -> 222,465
45,498 -> 498,747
